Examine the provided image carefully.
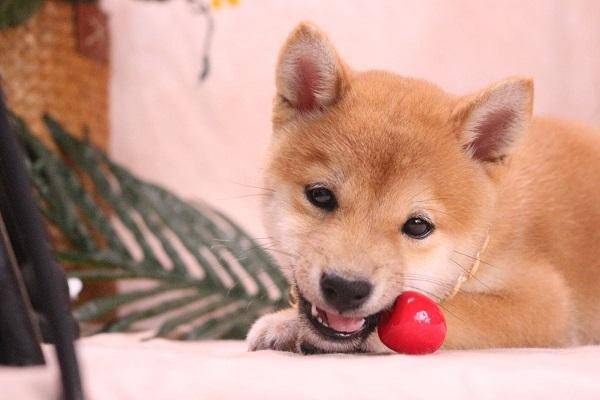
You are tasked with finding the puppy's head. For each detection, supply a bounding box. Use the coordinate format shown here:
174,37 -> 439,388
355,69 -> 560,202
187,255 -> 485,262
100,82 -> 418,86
263,22 -> 533,352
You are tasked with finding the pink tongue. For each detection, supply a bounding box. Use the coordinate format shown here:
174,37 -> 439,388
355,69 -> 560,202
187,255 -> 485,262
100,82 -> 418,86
322,309 -> 364,333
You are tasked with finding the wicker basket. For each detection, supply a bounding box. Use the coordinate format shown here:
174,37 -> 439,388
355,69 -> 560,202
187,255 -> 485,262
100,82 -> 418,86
0,0 -> 109,150
0,0 -> 114,305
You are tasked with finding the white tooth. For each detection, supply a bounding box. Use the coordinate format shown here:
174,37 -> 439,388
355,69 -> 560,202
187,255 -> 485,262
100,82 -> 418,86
311,304 -> 318,317
316,315 -> 329,328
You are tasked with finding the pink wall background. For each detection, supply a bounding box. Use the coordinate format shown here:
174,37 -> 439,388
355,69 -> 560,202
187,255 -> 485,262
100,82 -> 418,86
102,0 -> 600,237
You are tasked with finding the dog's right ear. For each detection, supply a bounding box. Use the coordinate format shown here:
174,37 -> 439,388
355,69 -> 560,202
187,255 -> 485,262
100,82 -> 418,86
275,22 -> 349,115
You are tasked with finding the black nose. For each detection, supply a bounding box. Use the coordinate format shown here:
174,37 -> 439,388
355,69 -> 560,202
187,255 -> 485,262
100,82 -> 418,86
320,273 -> 373,313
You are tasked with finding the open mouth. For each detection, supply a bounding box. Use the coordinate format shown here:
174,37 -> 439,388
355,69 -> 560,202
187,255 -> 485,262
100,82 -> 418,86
299,296 -> 380,342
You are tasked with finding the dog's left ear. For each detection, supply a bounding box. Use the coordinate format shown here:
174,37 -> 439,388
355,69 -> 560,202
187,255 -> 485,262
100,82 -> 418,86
453,78 -> 534,162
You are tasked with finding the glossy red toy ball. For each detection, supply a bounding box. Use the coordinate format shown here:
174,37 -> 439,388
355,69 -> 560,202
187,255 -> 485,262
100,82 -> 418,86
377,291 -> 447,355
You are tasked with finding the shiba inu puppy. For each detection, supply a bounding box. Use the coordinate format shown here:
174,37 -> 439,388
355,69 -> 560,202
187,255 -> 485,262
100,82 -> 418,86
247,22 -> 600,354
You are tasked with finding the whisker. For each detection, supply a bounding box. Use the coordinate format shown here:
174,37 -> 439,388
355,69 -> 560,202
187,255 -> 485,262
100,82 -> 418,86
437,303 -> 465,323
243,243 -> 298,259
395,274 -> 455,290
414,197 -> 450,204
210,235 -> 275,243
403,285 -> 466,323
420,207 -> 464,225
408,187 -> 432,202
448,258 -> 492,291
263,248 -> 298,259
252,236 -> 277,241
453,249 -> 501,270
216,193 -> 270,200
227,180 -> 275,192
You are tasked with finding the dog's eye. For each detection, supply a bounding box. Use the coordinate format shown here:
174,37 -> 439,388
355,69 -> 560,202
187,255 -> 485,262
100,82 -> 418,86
305,184 -> 337,211
402,217 -> 434,239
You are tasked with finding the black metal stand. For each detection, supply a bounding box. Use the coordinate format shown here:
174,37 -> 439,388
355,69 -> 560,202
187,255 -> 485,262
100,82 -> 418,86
0,210 -> 44,365
0,90 -> 83,399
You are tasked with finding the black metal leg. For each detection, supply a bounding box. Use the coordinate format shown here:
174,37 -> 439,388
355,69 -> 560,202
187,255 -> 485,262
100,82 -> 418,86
0,90 -> 83,398
0,212 -> 45,365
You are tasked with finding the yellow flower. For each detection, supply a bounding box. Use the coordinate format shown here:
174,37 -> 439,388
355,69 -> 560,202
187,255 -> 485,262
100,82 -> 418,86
211,0 -> 240,8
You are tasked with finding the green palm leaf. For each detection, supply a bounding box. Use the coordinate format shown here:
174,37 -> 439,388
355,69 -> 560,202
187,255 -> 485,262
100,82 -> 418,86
0,0 -> 43,30
11,113 -> 287,340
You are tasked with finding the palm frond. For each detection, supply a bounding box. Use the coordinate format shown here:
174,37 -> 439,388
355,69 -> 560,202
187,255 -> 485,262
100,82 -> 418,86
0,0 -> 43,30
11,113 -> 287,340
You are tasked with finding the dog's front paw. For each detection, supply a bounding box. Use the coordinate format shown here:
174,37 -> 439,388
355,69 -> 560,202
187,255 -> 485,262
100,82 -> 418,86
246,308 -> 300,352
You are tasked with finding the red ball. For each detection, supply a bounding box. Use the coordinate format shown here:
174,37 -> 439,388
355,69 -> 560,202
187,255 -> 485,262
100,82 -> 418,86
377,291 -> 447,355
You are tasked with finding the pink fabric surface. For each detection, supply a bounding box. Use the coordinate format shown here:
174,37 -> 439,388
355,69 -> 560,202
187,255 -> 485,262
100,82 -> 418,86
2,333 -> 600,399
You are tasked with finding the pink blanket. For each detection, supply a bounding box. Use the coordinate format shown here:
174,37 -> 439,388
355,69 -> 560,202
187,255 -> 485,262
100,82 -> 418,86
2,333 -> 599,399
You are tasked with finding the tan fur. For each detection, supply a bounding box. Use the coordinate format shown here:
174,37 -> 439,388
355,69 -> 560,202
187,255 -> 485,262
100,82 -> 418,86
247,22 -> 600,353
